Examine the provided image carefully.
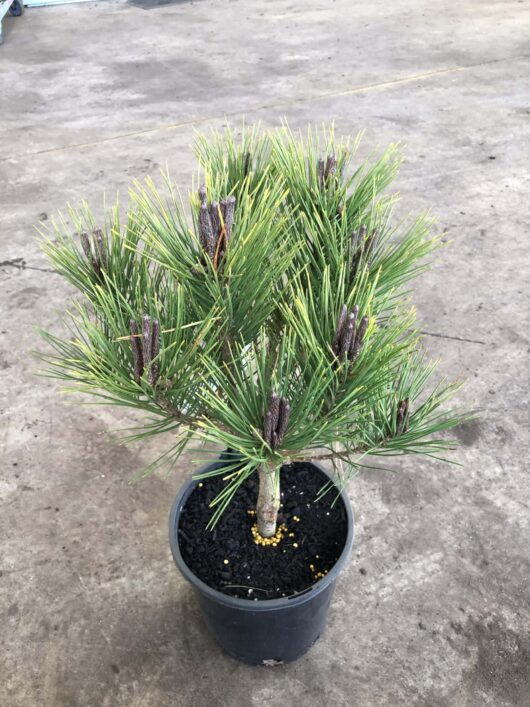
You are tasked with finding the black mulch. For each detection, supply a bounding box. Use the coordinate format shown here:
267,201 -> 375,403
178,462 -> 348,600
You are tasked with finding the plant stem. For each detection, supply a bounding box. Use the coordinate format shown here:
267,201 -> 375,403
256,461 -> 280,537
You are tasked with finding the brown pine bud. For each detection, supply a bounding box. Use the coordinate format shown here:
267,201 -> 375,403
223,195 -> 236,241
350,315 -> 369,360
149,318 -> 160,386
264,410 -> 273,446
80,231 -> 92,260
347,305 -> 359,356
351,227 -> 366,277
269,392 -> 280,431
332,304 -> 348,353
396,398 -> 409,435
403,399 -> 409,429
243,151 -> 252,176
359,224 -> 367,241
130,319 -> 144,383
324,154 -> 337,180
93,228 -> 107,270
209,202 -> 220,238
339,314 -> 356,359
271,430 -> 279,450
199,204 -> 215,259
277,397 -> 290,443
142,314 -> 152,370
198,184 -> 208,206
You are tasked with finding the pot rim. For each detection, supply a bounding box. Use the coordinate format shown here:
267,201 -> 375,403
169,459 -> 354,612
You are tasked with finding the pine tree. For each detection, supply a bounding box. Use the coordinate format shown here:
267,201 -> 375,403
38,125 -> 468,538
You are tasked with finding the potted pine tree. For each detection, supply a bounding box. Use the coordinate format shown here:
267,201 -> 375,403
39,125 -> 467,665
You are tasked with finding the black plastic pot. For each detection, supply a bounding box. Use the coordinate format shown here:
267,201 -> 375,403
168,460 -> 354,665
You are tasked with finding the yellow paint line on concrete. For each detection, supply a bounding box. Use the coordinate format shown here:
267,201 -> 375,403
1,56 -> 521,162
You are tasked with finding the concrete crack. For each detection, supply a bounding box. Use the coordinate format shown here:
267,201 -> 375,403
0,258 -> 56,274
420,330 -> 486,345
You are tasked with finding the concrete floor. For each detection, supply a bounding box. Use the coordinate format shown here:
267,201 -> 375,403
1,0 -> 530,705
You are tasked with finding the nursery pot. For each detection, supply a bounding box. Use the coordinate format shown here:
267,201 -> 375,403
168,460 -> 354,665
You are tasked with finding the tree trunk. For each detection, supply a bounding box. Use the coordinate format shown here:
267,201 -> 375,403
256,462 -> 280,538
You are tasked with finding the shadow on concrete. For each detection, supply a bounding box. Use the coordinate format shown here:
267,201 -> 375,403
127,0 -> 198,10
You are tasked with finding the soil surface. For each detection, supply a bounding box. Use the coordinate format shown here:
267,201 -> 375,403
178,462 -> 349,600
